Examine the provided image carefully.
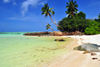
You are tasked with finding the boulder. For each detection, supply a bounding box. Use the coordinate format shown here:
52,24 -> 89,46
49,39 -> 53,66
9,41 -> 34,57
91,53 -> 97,56
55,39 -> 65,41
75,31 -> 84,35
92,58 -> 98,60
74,43 -> 100,52
49,32 -> 54,36
54,31 -> 63,36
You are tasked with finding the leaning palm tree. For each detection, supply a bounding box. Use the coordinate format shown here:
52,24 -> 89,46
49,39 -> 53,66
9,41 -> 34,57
41,3 -> 65,31
46,23 -> 54,31
65,0 -> 78,18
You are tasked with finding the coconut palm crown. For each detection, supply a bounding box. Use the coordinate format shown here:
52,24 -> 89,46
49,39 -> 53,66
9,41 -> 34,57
41,3 -> 54,17
65,0 -> 78,18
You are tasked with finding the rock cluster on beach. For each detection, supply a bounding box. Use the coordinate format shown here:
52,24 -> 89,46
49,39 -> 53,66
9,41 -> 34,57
23,31 -> 84,36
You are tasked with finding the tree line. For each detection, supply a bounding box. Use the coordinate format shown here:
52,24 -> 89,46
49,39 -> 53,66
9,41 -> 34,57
41,0 -> 100,35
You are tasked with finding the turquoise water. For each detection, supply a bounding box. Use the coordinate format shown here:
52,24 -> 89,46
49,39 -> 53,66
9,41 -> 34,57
0,32 -> 28,35
0,33 -> 72,67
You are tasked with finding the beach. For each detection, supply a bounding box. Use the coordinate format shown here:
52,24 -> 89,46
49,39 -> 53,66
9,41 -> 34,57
0,34 -> 100,67
43,35 -> 100,67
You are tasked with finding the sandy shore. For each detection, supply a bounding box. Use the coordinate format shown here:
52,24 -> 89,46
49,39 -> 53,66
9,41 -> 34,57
43,35 -> 100,67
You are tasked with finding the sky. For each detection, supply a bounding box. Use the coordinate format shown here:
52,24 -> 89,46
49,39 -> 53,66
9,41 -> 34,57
0,0 -> 100,32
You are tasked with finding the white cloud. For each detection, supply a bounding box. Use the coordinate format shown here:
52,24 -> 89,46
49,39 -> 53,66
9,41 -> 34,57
21,0 -> 47,16
4,0 -> 10,3
3,0 -> 17,5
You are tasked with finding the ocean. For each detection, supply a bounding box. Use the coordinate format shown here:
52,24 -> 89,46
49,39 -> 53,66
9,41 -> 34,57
0,32 -> 72,67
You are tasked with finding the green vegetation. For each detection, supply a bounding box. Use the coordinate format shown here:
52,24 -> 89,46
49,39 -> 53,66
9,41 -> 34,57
41,0 -> 100,35
65,0 -> 78,18
58,0 -> 100,34
46,23 -> 54,31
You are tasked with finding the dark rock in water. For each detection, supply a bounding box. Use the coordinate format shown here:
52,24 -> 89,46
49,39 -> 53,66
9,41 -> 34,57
55,39 -> 65,41
74,43 -> 100,52
91,53 -> 97,56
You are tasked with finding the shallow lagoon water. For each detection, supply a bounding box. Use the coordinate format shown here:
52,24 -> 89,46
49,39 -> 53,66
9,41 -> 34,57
0,34 -> 72,67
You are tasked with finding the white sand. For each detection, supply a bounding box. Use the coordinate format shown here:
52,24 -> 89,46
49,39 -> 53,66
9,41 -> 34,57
44,34 -> 100,67
66,34 -> 100,45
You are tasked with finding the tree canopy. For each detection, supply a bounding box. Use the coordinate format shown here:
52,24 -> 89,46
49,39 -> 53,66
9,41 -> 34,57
58,0 -> 100,34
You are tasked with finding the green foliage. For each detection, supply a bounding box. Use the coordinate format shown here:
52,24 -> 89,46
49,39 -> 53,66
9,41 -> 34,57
46,23 -> 54,31
65,0 -> 78,18
58,16 -> 100,35
85,20 -> 100,34
76,11 -> 86,19
41,3 -> 54,17
46,24 -> 51,30
58,17 -> 88,32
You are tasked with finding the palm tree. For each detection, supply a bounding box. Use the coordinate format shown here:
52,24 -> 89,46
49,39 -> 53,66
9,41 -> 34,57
65,0 -> 78,18
41,3 -> 65,31
46,23 -> 54,31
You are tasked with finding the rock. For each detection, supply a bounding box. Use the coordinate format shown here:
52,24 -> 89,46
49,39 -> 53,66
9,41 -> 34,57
49,32 -> 54,36
54,31 -> 63,36
74,43 -> 100,52
92,58 -> 98,60
74,45 -> 86,51
83,50 -> 90,54
62,31 -> 84,35
23,32 -> 49,36
91,53 -> 97,56
55,39 -> 65,41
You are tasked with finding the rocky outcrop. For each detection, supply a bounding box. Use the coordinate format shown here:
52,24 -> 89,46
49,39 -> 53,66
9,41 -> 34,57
24,31 -> 63,36
55,39 -> 65,41
23,31 -> 84,36
23,32 -> 49,36
62,31 -> 84,35
54,31 -> 63,36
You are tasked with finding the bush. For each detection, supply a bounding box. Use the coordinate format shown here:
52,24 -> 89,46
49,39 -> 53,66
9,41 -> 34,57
85,20 -> 100,35
58,17 -> 100,35
58,17 -> 89,32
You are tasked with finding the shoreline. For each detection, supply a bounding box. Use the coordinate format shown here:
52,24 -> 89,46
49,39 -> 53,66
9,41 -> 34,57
0,34 -> 100,67
43,35 -> 100,67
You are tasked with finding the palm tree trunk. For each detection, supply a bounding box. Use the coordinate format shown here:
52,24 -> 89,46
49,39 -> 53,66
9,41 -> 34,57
49,16 -> 65,31
53,15 -> 57,24
50,28 -> 55,32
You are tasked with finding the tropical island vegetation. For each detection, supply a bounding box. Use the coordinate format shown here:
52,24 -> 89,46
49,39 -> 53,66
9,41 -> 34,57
41,0 -> 100,35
